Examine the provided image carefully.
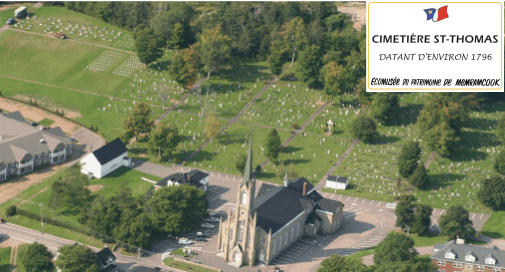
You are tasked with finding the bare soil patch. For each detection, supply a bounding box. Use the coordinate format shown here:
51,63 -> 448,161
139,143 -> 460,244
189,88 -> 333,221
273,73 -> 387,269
0,97 -> 81,134
170,99 -> 179,104
316,100 -> 325,106
87,185 -> 103,192
12,95 -> 83,119
338,2 -> 366,30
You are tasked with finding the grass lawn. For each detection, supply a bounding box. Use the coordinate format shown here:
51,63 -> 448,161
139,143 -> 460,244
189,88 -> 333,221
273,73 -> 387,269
163,257 -> 218,272
38,118 -> 55,127
19,166 -> 160,221
177,58 -> 270,119
410,233 -> 449,247
11,6 -> 136,51
481,211 -> 505,239
0,77 -> 162,141
187,122 -> 292,178
262,133 -> 352,185
240,79 -> 327,129
348,247 -> 375,259
0,247 -> 11,272
128,112 -> 227,164
13,244 -> 30,272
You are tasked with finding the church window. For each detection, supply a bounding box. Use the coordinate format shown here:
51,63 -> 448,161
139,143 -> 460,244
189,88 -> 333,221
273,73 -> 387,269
285,232 -> 288,245
230,229 -> 234,241
273,241 -> 276,254
262,237 -> 266,244
291,227 -> 294,241
237,221 -> 245,243
241,190 -> 247,205
280,237 -> 282,249
297,223 -> 300,236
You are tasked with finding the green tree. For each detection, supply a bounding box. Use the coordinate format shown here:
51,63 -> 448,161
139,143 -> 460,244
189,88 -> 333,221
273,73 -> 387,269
411,204 -> 433,235
19,242 -> 53,272
198,26 -> 232,79
276,163 -> 298,181
477,175 -> 505,210
439,205 -> 476,239
148,121 -> 180,160
168,45 -> 200,89
278,17 -> 307,66
497,114 -> 505,143
356,77 -> 374,107
204,113 -> 220,139
148,185 -> 209,236
114,213 -> 154,251
373,232 -> 418,265
493,148 -> 505,175
296,45 -> 323,88
317,254 -> 368,272
322,61 -> 348,101
168,22 -> 184,50
134,25 -> 164,66
268,47 -> 285,76
265,129 -> 281,163
350,114 -> 377,143
370,93 -> 399,125
55,244 -> 100,272
423,122 -> 459,157
394,195 -> 416,231
124,103 -> 154,141
409,163 -> 429,190
398,141 -> 422,179
235,153 -> 248,174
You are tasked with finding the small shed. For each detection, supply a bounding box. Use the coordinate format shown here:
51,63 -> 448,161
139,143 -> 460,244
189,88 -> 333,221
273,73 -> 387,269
326,175 -> 348,190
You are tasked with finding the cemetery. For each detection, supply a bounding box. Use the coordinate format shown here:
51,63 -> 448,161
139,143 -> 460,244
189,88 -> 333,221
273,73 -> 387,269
240,80 -> 327,128
9,6 -> 136,51
306,94 -> 359,137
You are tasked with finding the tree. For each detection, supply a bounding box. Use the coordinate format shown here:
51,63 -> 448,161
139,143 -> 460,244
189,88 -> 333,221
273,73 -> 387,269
317,254 -> 368,272
278,17 -> 307,66
322,61 -> 348,101
370,93 -> 399,124
134,25 -> 164,66
265,129 -> 281,163
409,163 -> 429,190
356,77 -> 373,107
422,121 -> 459,157
114,213 -> 155,251
398,141 -> 422,179
411,204 -> 433,235
275,163 -> 298,181
148,121 -> 180,161
268,47 -> 285,76
198,26 -> 232,79
124,103 -> 154,141
235,153 -> 247,174
350,115 -> 377,143
439,205 -> 476,239
493,148 -> 505,175
373,261 -> 437,272
19,242 -> 53,272
148,185 -> 209,236
296,45 -> 323,88
477,175 -> 505,210
497,114 -> 505,143
168,45 -> 201,89
55,244 -> 100,272
50,165 -> 90,208
119,129 -> 135,145
394,195 -> 416,231
373,232 -> 418,265
204,113 -> 220,139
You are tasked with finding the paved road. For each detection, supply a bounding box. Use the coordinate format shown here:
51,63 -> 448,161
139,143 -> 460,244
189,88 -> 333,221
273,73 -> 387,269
183,78 -> 278,162
0,223 -> 173,272
72,127 -> 106,153
259,102 -> 330,168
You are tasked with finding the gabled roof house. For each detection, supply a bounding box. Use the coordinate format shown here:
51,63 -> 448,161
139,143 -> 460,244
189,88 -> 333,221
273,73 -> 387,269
80,138 -> 131,179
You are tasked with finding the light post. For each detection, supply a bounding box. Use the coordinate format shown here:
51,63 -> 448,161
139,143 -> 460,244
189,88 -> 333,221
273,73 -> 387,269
318,243 -> 327,259
406,225 -> 410,237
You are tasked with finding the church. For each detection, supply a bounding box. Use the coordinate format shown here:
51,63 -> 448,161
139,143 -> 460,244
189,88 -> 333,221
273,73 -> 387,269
216,140 -> 344,267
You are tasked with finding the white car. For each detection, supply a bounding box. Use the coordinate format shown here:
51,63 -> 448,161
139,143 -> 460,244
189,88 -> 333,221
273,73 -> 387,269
201,223 -> 215,228
178,238 -> 192,245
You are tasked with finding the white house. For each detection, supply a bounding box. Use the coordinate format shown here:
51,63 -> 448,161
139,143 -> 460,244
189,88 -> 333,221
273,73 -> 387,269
80,138 -> 131,179
155,169 -> 209,192
326,175 -> 348,190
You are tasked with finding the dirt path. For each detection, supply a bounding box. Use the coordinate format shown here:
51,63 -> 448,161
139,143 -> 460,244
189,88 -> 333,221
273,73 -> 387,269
0,74 -> 160,109
7,28 -> 136,54
0,97 -> 80,134
315,139 -> 360,191
338,3 -> 366,30
424,151 -> 437,168
0,25 -> 9,35
259,101 -> 330,168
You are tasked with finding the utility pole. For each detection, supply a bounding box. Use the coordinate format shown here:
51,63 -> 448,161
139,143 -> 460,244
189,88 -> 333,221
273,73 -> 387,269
40,203 -> 44,234
158,146 -> 161,164
138,248 -> 141,265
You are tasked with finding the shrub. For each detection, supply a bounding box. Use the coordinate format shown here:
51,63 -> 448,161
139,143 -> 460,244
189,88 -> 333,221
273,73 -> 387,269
6,205 -> 17,217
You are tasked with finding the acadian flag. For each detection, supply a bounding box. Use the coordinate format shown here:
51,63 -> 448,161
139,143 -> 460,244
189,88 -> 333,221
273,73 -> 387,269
424,5 -> 449,22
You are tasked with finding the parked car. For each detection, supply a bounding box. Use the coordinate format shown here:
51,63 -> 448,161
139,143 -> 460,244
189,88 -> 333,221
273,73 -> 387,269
178,238 -> 192,245
0,218 -> 5,223
30,122 -> 38,127
210,211 -> 226,217
201,223 -> 214,228
6,18 -> 15,25
206,217 -> 220,222
195,237 -> 207,242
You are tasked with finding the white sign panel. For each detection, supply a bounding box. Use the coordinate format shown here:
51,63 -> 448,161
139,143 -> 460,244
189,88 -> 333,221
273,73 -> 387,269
367,2 -> 503,91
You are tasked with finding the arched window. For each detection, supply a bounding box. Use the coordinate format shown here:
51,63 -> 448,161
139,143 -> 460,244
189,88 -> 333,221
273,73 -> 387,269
241,190 -> 247,205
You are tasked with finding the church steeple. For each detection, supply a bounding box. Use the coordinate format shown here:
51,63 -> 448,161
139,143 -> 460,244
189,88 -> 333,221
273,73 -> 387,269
243,138 -> 253,183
